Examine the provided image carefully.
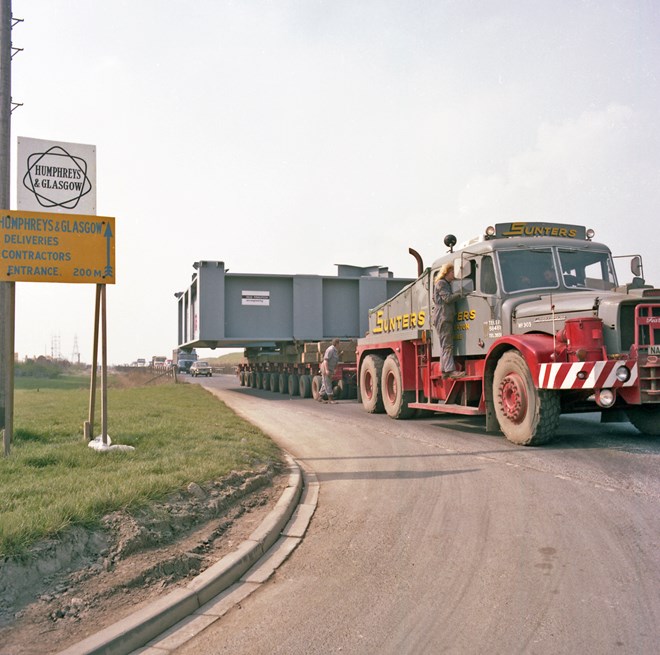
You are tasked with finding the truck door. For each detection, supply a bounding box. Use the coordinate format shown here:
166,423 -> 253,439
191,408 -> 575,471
453,254 -> 501,357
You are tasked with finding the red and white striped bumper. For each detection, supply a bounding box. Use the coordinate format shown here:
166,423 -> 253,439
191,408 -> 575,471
538,361 -> 638,390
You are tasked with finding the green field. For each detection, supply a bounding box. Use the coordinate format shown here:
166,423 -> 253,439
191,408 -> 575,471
0,375 -> 280,558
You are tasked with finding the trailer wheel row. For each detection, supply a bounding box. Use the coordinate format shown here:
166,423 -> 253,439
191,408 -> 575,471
238,369 -> 357,400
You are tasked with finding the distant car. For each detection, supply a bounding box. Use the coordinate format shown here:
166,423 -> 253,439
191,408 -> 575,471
176,360 -> 195,374
190,361 -> 212,377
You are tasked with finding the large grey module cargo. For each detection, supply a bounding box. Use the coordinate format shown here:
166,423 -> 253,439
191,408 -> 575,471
176,261 -> 414,350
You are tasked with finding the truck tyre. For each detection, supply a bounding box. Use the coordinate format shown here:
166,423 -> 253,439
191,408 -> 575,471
262,373 -> 270,390
625,406 -> 660,435
247,371 -> 254,387
239,371 -> 245,386
312,375 -> 323,400
382,354 -> 415,419
288,374 -> 300,396
360,354 -> 385,413
270,373 -> 279,392
493,351 -> 560,446
279,373 -> 288,394
255,372 -> 262,388
299,374 -> 312,398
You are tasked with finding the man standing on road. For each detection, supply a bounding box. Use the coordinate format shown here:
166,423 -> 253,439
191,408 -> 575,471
318,338 -> 341,403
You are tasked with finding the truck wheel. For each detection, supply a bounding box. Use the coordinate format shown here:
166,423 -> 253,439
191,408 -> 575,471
360,355 -> 385,413
312,375 -> 323,400
288,374 -> 300,396
247,371 -> 255,387
299,374 -> 312,398
262,373 -> 270,390
279,373 -> 288,394
239,371 -> 246,386
493,350 -> 560,446
625,406 -> 660,435
255,372 -> 262,388
269,373 -> 279,392
332,379 -> 345,400
382,354 -> 415,419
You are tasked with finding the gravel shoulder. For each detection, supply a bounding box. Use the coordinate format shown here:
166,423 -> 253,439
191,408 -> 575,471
0,466 -> 287,655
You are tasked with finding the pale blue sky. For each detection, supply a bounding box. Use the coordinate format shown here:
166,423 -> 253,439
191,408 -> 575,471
9,0 -> 660,364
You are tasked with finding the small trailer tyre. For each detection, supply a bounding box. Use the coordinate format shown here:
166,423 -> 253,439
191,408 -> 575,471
299,374 -> 312,398
288,374 -> 300,396
312,375 -> 323,400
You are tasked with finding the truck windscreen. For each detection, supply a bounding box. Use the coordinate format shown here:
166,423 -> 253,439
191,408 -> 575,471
558,249 -> 617,290
497,248 -> 558,292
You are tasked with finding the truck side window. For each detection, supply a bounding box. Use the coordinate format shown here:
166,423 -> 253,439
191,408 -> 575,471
480,255 -> 497,294
465,259 -> 477,292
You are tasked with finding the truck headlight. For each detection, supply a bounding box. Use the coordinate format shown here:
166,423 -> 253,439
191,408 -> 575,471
615,366 -> 630,382
596,389 -> 615,407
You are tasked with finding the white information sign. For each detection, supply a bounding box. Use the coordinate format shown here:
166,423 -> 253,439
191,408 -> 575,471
17,136 -> 96,215
242,290 -> 270,306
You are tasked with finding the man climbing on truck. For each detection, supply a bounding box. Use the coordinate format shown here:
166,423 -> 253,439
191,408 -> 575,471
433,263 -> 466,379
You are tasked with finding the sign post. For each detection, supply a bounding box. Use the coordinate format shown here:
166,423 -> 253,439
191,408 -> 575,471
0,209 -> 116,450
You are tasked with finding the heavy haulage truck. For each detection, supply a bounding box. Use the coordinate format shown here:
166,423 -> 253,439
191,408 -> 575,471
176,222 -> 659,446
357,221 -> 660,445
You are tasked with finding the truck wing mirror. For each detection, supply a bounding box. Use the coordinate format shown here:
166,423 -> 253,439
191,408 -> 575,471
631,255 -> 643,278
453,257 -> 471,280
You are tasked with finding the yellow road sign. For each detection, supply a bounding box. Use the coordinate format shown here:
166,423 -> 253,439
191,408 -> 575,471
0,210 -> 115,284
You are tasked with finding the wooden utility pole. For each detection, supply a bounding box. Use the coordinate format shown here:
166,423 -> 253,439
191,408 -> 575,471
0,0 -> 14,456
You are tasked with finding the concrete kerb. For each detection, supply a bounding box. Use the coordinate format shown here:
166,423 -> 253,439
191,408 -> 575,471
56,454 -> 312,655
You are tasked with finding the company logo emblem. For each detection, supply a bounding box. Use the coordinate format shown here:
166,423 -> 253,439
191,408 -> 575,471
22,146 -> 93,210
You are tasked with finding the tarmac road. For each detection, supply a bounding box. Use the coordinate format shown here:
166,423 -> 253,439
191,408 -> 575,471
176,374 -> 660,655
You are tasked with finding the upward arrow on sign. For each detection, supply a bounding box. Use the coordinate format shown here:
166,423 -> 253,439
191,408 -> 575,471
104,222 -> 113,278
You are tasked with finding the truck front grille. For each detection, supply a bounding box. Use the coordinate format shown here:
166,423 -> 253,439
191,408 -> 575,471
635,304 -> 660,403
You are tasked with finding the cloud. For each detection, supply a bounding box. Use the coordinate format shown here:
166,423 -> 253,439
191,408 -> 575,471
458,104 -> 636,219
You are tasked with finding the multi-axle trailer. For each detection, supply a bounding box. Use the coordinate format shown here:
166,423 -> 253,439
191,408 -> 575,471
175,261 -> 414,400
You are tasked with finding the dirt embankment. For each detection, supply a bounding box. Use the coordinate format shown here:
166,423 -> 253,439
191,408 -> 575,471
0,465 -> 286,655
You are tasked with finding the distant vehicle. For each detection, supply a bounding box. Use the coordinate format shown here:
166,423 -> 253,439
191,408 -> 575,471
173,348 -> 198,374
136,358 -> 147,367
152,355 -> 167,368
190,361 -> 213,377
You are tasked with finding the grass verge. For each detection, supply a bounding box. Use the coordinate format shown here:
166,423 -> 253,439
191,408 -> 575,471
0,377 -> 281,558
